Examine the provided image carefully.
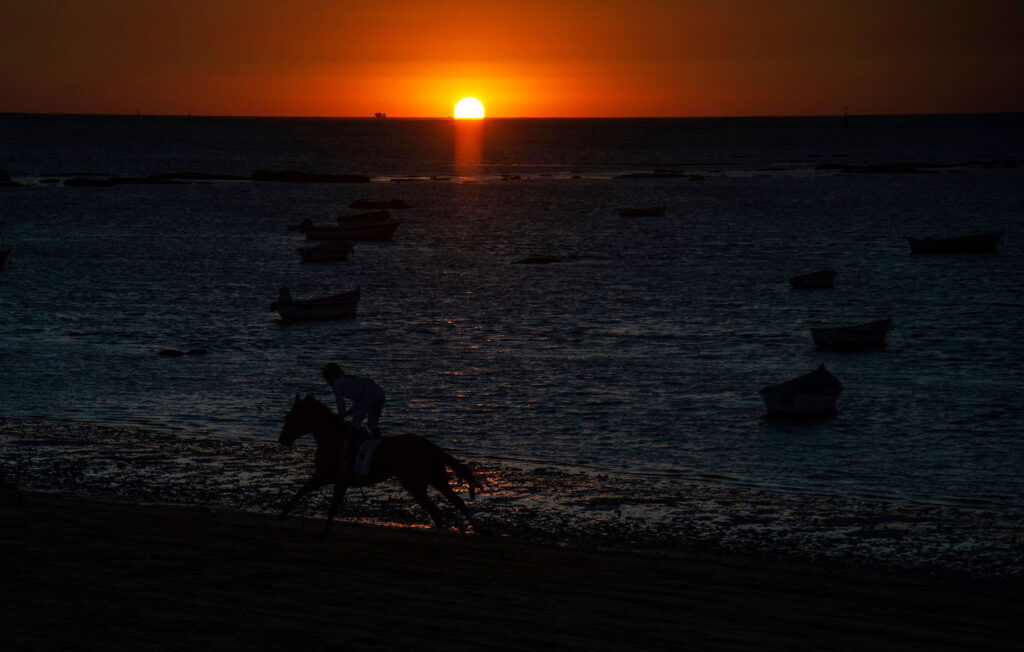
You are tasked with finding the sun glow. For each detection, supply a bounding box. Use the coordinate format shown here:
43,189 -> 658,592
453,97 -> 485,119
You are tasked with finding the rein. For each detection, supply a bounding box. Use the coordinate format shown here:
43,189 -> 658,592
301,397 -> 347,444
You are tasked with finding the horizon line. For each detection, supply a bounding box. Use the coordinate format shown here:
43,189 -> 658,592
2,110 -> 1022,121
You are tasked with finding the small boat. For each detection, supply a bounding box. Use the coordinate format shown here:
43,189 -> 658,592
908,231 -> 1003,255
270,287 -> 360,321
811,316 -> 892,350
296,221 -> 400,242
297,240 -> 354,263
0,249 -> 9,269
349,199 -> 409,209
759,364 -> 843,416
337,210 -> 392,225
617,206 -> 667,217
789,269 -> 837,289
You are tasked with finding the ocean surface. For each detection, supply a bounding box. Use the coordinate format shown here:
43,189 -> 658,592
2,114 -> 1023,574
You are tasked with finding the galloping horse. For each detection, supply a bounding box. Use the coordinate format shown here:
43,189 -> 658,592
277,394 -> 484,535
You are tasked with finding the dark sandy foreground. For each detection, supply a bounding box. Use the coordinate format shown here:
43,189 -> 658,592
2,491 -> 1021,651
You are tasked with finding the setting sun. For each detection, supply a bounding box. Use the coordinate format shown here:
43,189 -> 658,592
453,97 -> 485,119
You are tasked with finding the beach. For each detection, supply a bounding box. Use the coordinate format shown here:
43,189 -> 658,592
3,489 -> 1021,651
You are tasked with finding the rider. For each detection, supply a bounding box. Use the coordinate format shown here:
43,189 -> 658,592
322,362 -> 385,474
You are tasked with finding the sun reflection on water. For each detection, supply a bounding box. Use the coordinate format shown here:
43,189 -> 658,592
454,119 -> 482,180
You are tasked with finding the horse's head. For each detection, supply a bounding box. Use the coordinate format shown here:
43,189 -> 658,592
279,394 -> 309,448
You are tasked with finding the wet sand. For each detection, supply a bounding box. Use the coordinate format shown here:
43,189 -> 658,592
3,490 -> 1021,651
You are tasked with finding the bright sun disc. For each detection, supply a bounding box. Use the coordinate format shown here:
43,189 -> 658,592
454,97 -> 485,119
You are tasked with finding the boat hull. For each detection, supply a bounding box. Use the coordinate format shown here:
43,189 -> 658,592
271,288 -> 360,321
298,240 -> 354,263
304,221 -> 399,241
337,210 -> 391,225
790,269 -> 837,289
760,365 -> 843,416
811,317 -> 892,350
760,387 -> 842,415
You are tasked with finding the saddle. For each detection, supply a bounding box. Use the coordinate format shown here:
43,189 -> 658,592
352,438 -> 381,476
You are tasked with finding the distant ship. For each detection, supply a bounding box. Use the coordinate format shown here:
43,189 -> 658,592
374,112 -> 387,119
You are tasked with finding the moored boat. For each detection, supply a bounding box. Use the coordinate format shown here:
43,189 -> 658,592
759,364 -> 843,416
349,199 -> 409,209
789,269 -> 837,289
617,206 -> 667,217
908,231 -> 1003,255
811,316 -> 892,350
297,240 -> 354,263
270,287 -> 360,321
298,221 -> 400,242
337,210 -> 392,225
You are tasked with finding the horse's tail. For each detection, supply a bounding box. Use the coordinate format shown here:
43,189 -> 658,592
426,439 -> 483,499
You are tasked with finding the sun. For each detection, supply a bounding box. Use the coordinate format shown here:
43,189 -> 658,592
453,97 -> 485,119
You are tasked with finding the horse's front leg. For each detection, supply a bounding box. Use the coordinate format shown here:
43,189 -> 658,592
320,480 -> 349,537
279,474 -> 326,520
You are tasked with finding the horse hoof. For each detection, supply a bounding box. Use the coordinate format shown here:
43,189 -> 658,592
469,517 -> 495,537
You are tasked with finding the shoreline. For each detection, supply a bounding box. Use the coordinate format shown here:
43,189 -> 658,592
2,415 -> 1023,584
3,489 -> 1022,651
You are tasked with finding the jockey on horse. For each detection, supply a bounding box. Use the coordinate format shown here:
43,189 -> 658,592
321,362 -> 385,476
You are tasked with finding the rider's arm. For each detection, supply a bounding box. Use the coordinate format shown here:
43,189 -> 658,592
332,383 -> 347,421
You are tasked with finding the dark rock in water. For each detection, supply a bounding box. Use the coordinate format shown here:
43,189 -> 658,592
159,347 -> 207,356
614,169 -> 688,179
65,174 -> 182,187
349,199 -> 410,209
64,177 -> 117,187
815,162 -> 937,174
251,169 -> 370,183
157,171 -> 249,182
114,174 -> 182,185
512,255 -> 562,265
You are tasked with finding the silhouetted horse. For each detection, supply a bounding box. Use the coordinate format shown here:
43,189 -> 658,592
277,394 -> 484,535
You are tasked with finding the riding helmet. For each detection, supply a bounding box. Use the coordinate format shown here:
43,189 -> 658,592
322,362 -> 343,381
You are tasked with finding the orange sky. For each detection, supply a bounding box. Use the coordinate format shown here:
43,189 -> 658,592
1,0 -> 1022,117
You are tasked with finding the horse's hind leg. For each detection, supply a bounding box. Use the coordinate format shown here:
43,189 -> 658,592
431,476 -> 484,533
399,477 -> 445,529
279,474 -> 326,520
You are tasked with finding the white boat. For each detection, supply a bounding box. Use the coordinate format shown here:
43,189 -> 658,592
759,364 -> 843,416
789,269 -> 836,289
811,317 -> 892,349
270,287 -> 360,321
297,240 -> 354,263
296,221 -> 400,242
349,199 -> 409,209
337,210 -> 392,225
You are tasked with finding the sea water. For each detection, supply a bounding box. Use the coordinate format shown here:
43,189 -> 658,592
1,114 -> 1023,568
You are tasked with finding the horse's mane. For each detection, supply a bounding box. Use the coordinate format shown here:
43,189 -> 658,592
302,394 -> 338,420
